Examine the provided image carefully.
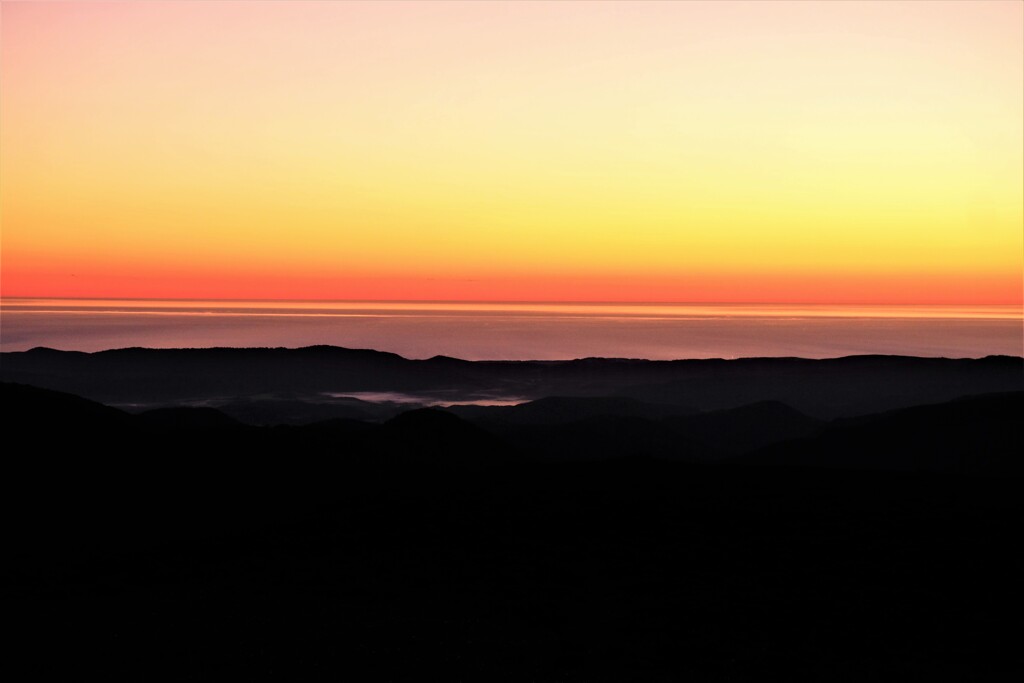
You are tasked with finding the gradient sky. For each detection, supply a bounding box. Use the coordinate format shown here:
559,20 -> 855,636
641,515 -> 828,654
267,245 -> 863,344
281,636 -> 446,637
2,0 -> 1022,303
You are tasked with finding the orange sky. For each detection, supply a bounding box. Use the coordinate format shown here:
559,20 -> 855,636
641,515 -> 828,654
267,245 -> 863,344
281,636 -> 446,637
2,1 -> 1022,304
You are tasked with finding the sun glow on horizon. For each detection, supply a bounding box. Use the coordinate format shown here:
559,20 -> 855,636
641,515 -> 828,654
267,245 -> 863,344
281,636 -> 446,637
2,1 -> 1022,304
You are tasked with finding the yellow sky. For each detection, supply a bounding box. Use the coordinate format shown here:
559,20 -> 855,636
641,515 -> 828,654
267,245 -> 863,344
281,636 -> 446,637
2,1 -> 1022,302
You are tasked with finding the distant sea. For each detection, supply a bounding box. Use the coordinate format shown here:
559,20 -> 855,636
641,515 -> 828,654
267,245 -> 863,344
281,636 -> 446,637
1,298 -> 1020,360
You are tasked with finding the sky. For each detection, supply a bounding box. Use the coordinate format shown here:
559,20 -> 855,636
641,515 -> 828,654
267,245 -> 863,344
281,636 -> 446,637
2,0 -> 1022,304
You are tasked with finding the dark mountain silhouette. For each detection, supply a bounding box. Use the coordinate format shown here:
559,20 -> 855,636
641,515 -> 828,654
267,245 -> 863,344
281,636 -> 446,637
745,392 -> 1024,474
615,354 -> 1024,418
6,381 -> 134,432
661,400 -> 824,455
6,376 -> 1023,680
2,347 -> 1019,422
1,345 -> 473,403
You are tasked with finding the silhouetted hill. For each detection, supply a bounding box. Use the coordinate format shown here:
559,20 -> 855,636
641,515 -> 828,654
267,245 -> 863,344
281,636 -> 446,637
662,400 -> 824,456
1,345 -> 467,403
3,381 -> 134,433
6,380 -> 1023,680
745,392 -> 1024,474
616,354 -> 1024,418
2,347 -> 1019,422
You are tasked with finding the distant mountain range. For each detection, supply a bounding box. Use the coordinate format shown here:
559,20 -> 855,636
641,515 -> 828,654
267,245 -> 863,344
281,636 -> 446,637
5,378 -> 1022,475
2,346 -> 1020,421
5,349 -> 1023,680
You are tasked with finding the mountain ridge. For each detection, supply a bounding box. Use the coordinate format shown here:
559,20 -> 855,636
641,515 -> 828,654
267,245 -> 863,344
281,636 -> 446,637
3,347 -> 1020,421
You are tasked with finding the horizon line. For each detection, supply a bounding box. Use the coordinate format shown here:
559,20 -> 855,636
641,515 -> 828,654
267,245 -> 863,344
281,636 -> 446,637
5,344 -> 1022,362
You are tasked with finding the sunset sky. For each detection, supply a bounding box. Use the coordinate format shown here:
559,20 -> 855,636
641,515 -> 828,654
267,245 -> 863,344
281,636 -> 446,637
2,0 -> 1021,304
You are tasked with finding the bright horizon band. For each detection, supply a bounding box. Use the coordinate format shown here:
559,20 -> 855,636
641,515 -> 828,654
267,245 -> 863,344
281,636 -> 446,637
2,1 -> 1022,304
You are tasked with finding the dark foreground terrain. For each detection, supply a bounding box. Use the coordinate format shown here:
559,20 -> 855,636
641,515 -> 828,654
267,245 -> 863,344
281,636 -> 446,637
4,350 -> 1023,680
